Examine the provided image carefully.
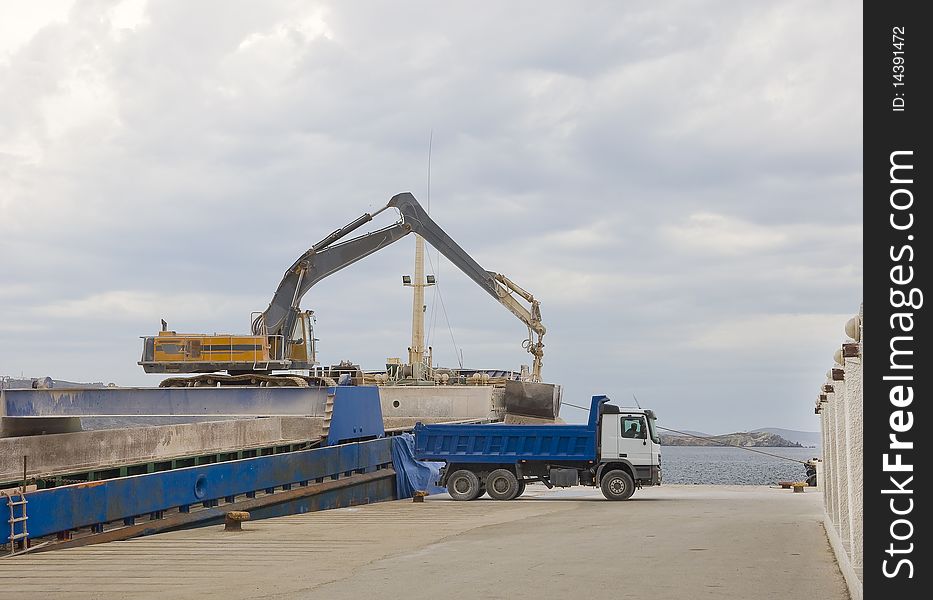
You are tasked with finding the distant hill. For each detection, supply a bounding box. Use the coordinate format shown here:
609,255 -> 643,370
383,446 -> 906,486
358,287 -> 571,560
664,429 -> 711,438
659,431 -> 802,448
752,428 -> 820,448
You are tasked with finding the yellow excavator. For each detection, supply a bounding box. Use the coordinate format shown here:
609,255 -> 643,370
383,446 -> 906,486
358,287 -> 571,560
139,192 -> 545,388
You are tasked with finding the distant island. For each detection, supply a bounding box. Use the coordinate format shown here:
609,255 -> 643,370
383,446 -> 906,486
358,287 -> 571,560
660,431 -> 803,448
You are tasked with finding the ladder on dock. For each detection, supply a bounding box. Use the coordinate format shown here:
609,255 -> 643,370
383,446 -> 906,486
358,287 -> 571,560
320,391 -> 336,443
2,489 -> 28,554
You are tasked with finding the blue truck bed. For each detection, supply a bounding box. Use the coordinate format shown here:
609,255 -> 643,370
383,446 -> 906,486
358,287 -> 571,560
413,396 -> 608,464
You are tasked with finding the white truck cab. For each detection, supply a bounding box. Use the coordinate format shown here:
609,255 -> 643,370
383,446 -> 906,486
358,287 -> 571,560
599,406 -> 662,487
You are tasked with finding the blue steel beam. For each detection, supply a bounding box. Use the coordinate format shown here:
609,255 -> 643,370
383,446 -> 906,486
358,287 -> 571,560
0,386 -> 330,417
1,437 -> 393,545
226,475 -> 395,520
41,474 -> 397,552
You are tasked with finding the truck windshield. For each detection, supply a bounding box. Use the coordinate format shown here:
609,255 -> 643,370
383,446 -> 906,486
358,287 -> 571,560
647,417 -> 660,444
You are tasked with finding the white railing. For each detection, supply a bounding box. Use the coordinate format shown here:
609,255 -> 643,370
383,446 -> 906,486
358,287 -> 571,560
815,304 -> 863,600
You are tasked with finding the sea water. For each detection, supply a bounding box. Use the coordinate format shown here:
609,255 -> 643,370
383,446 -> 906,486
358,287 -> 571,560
660,446 -> 820,485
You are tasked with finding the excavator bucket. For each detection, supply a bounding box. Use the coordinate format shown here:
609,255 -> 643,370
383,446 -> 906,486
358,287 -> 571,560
502,380 -> 562,421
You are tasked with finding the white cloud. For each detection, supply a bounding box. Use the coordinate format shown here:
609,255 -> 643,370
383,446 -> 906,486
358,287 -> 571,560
0,284 -> 35,299
40,69 -> 121,140
0,0 -> 75,60
543,220 -> 620,250
109,0 -> 149,33
663,213 -> 789,255
682,312 -> 853,352
237,7 -> 333,53
31,290 -> 233,324
662,212 -> 861,257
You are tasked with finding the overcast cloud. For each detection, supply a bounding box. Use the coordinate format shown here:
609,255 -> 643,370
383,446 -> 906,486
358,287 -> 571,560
0,0 -> 861,432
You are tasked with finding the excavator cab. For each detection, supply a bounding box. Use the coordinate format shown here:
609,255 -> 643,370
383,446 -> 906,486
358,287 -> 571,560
285,310 -> 317,368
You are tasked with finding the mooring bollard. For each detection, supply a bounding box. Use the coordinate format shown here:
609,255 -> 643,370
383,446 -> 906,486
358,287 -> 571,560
224,511 -> 251,531
792,482 -> 806,493
778,481 -> 794,489
412,490 -> 428,503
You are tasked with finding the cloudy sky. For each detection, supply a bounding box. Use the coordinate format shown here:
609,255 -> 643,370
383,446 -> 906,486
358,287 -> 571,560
0,1 -> 861,432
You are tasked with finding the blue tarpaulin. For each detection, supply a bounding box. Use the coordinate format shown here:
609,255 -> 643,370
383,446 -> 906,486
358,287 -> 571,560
390,433 -> 446,497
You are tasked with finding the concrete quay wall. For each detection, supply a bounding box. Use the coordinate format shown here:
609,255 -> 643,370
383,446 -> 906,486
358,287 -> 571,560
815,303 -> 863,600
0,417 -> 323,483
1,385 -> 500,483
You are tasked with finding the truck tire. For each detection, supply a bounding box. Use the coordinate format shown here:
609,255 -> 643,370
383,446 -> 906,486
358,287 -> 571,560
600,470 -> 635,501
515,480 -> 526,498
447,469 -> 482,501
486,469 -> 520,501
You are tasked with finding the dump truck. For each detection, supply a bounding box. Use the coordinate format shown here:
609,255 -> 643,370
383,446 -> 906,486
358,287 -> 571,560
413,395 -> 661,500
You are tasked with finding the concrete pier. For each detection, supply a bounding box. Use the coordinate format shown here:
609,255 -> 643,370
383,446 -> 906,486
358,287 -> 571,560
815,304 -> 863,600
0,417 -> 322,483
0,485 -> 847,599
0,412 -> 498,484
1,395 -> 502,485
0,386 -> 330,419
1,384 -> 501,438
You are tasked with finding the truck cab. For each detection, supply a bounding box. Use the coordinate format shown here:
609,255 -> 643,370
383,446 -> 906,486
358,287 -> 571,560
597,404 -> 662,489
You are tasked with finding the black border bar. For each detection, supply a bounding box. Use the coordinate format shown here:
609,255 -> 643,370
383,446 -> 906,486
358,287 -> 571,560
864,1 -> 929,596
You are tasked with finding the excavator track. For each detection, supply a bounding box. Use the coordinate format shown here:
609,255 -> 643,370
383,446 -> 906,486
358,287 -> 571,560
159,374 -> 338,388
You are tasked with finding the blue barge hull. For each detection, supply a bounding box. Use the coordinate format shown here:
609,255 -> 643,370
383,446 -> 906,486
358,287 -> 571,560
2,436 -> 394,547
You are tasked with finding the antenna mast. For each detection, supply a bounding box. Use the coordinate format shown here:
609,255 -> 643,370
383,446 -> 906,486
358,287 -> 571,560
405,130 -> 435,379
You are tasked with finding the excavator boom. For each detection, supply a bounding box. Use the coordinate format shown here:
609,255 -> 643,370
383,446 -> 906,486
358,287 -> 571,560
141,192 -> 546,381
253,206 -> 407,340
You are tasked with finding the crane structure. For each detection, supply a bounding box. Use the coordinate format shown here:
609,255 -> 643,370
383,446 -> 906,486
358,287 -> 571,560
139,192 -> 546,386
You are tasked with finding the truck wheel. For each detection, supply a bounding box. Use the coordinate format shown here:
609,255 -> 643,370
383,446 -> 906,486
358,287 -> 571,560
447,469 -> 482,501
600,470 -> 635,501
486,469 -> 520,500
515,480 -> 526,498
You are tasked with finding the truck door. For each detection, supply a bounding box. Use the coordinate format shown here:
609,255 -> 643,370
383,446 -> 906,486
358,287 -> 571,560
618,415 -> 652,476
600,416 -> 619,459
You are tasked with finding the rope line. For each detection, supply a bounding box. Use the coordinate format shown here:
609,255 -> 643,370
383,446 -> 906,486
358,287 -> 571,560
560,402 -> 807,464
424,248 -> 463,368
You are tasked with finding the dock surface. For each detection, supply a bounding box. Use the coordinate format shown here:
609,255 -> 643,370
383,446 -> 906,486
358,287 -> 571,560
0,485 -> 847,600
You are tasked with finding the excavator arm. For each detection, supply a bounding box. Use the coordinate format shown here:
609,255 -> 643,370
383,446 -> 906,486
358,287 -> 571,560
252,205 -> 411,340
255,192 -> 546,381
387,193 -> 546,380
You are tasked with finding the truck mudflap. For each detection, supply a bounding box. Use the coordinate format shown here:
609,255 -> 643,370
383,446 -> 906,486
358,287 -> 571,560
650,464 -> 662,486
